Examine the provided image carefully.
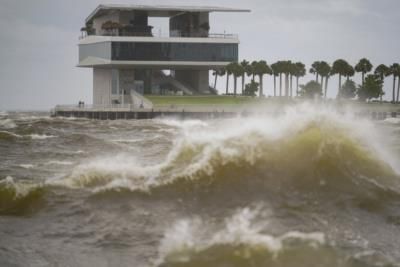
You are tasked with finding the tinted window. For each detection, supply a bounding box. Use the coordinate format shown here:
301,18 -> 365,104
111,42 -> 238,62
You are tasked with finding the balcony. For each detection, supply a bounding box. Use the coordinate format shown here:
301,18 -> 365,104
78,40 -> 238,67
80,25 -> 238,40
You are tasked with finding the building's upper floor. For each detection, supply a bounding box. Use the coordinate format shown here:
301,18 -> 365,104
80,4 -> 250,39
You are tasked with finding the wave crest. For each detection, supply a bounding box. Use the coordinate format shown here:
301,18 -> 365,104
0,176 -> 46,215
55,106 -> 400,198
156,208 -> 335,267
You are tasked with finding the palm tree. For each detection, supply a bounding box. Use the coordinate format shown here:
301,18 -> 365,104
231,62 -> 243,96
392,64 -> 400,103
250,61 -> 258,81
345,65 -> 355,81
212,70 -> 218,90
389,63 -> 400,103
240,60 -> 250,94
293,62 -> 306,96
319,61 -> 331,99
397,66 -> 400,103
253,60 -> 272,97
332,59 -> 351,98
288,62 -> 298,97
374,64 -> 390,102
310,61 -> 321,82
225,63 -> 235,95
355,58 -> 373,85
274,61 -> 285,97
212,69 -> 225,90
282,61 -> 292,97
270,63 -> 279,97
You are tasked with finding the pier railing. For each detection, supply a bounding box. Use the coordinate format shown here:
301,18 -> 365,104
54,104 -> 139,112
54,103 -> 248,113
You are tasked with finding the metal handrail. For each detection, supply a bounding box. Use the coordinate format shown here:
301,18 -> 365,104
79,32 -> 238,40
54,104 -> 141,112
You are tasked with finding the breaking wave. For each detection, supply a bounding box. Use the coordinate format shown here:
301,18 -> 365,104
0,130 -> 22,140
0,118 -> 17,129
0,131 -> 57,141
0,176 -> 46,215
156,207 -> 395,267
52,104 -> 400,201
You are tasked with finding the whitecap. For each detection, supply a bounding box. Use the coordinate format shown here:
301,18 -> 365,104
0,119 -> 17,129
158,119 -> 208,129
157,207 -> 325,265
46,161 -> 74,166
19,164 -> 36,169
384,117 -> 400,124
0,176 -> 36,198
0,131 -> 22,138
111,138 -> 142,143
28,134 -> 57,140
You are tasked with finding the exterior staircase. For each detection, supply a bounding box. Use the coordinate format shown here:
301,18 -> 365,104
130,89 -> 153,109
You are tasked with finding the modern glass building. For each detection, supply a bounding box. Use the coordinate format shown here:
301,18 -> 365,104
78,4 -> 250,106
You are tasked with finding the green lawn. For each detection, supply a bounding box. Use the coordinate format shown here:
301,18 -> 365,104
145,95 -> 262,106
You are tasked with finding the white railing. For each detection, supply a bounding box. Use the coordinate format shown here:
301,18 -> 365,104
79,32 -> 239,40
54,104 -> 149,112
54,103 -> 250,113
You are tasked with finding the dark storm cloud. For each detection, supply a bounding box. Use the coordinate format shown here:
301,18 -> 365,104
0,0 -> 399,110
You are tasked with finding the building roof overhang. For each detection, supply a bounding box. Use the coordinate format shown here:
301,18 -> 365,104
86,4 -> 251,24
77,57 -> 232,69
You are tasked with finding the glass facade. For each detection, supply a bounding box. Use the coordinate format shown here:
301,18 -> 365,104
79,42 -> 111,61
111,42 -> 238,62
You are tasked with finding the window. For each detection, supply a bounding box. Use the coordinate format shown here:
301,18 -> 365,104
111,42 -> 238,62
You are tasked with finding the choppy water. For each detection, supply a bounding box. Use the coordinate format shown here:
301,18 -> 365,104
1,105 -> 400,267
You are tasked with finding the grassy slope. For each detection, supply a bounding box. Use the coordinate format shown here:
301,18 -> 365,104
144,96 -> 400,112
145,95 -> 262,106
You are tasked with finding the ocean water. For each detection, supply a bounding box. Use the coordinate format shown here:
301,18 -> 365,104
1,104 -> 400,267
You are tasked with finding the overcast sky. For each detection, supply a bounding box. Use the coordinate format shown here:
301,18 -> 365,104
0,0 -> 399,110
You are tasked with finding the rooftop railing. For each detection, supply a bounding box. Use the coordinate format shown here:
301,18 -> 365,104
79,31 -> 238,40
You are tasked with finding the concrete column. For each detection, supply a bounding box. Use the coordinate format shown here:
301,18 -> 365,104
93,68 -> 112,105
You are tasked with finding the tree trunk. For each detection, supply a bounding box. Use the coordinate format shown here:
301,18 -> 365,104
362,72 -> 365,86
285,73 -> 289,97
289,74 -> 293,97
273,76 -> 276,97
241,75 -> 245,95
320,76 -> 324,98
380,74 -> 384,103
397,76 -> 400,103
316,73 -> 319,82
338,74 -> 342,98
226,74 -> 229,95
279,74 -> 282,97
296,77 -> 299,96
393,76 -> 396,103
214,73 -> 218,90
259,75 -> 263,97
234,75 -> 237,96
325,76 -> 329,99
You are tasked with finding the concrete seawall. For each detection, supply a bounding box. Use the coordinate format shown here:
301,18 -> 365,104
53,104 -> 400,120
